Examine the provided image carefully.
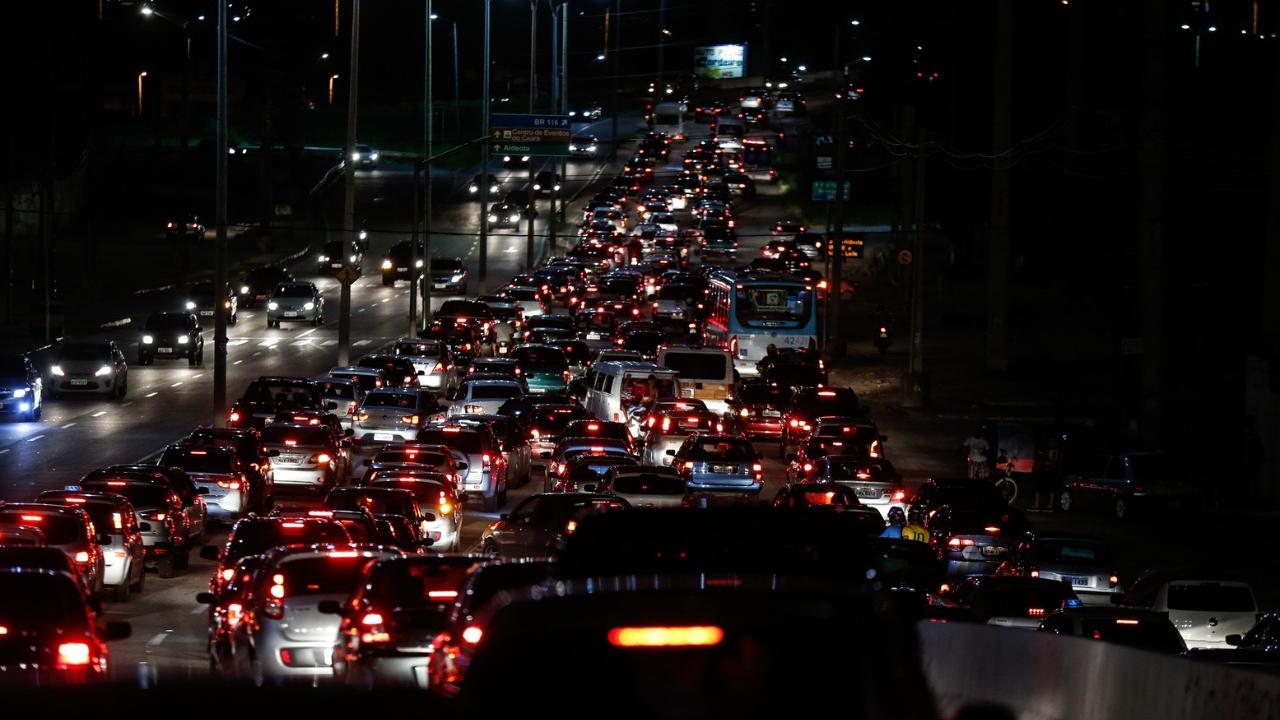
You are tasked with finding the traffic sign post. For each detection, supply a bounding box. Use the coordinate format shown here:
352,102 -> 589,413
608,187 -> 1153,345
812,180 -> 851,202
336,265 -> 357,366
490,113 -> 571,157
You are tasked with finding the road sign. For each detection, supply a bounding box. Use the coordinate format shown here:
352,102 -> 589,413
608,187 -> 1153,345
897,249 -> 913,266
812,180 -> 851,202
490,114 -> 571,157
825,234 -> 864,259
336,265 -> 360,285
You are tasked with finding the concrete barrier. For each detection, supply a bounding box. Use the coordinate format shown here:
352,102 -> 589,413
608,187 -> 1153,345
919,620 -> 1280,720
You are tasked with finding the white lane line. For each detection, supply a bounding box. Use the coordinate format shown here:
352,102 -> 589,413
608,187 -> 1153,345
26,435 -> 44,442
292,340 -> 314,347
298,328 -> 318,338
122,401 -> 133,407
228,339 -> 249,346
171,382 -> 183,388
252,352 -> 262,357
0,449 -> 10,455
504,246 -> 519,254
146,632 -> 170,647
381,298 -> 392,303
353,339 -> 372,346
146,392 -> 159,398
191,606 -> 206,615
92,411 -> 107,417
61,422 -> 76,429
321,340 -> 338,347
190,373 -> 204,379
258,341 -> 277,347
233,360 -> 244,365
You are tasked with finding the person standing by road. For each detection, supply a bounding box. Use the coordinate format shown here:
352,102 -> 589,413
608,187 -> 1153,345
965,428 -> 990,479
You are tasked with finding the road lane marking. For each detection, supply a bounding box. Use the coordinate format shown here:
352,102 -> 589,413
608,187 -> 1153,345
190,373 -> 203,379
0,449 -> 10,455
26,435 -> 44,442
146,632 -> 169,647
228,339 -> 249,346
61,422 -> 75,429
321,340 -> 338,346
353,339 -> 372,346
171,382 -> 183,388
146,392 -> 159,398
298,328 -> 317,338
191,606 -> 206,614
92,411 -> 107,417
233,360 -> 244,365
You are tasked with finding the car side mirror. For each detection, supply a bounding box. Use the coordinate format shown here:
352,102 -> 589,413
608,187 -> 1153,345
101,621 -> 132,642
196,487 -> 210,495
665,449 -> 677,457
196,592 -> 215,605
199,545 -> 221,561
97,532 -> 114,546
539,451 -> 552,459
138,522 -> 152,532
458,492 -> 470,503
269,449 -> 281,457
1226,634 -> 1243,647
418,370 -> 427,376
418,537 -> 435,548
317,600 -> 344,615
326,401 -> 339,410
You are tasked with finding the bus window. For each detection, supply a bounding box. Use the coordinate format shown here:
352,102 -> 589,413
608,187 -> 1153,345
735,285 -> 813,328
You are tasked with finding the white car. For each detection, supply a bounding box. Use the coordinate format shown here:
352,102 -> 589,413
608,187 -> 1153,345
447,379 -> 525,417
1118,573 -> 1259,649
371,477 -> 464,552
390,337 -> 457,392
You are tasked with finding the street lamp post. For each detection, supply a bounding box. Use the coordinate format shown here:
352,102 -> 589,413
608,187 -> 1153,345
136,71 -> 148,116
479,0 -> 492,281
214,0 -> 228,425
329,73 -> 339,105
340,0 -> 362,367
421,0 -> 435,329
527,1 -> 538,273
610,0 -> 620,162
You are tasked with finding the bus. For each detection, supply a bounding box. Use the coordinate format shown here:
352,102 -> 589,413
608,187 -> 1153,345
702,270 -> 818,374
651,100 -> 688,142
741,138 -> 777,183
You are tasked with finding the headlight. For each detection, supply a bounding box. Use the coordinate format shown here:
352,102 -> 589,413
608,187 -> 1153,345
588,144 -> 597,152
521,156 -> 529,162
304,302 -> 315,310
142,335 -> 154,344
50,365 -> 64,376
469,184 -> 479,193
350,254 -> 358,263
569,110 -> 577,116
268,302 -> 279,310
554,184 -> 562,191
319,255 -> 329,262
533,184 -> 541,191
509,215 -> 519,223
490,184 -> 500,193
503,156 -> 511,162
177,336 -> 189,345
451,273 -> 465,282
12,388 -> 28,398
569,145 -> 577,151
488,214 -> 498,223
95,365 -> 113,376
359,229 -> 368,240
381,259 -> 393,270
185,300 -> 196,310
351,152 -> 360,161
239,285 -> 249,294
415,259 -> 424,268
370,152 -> 379,160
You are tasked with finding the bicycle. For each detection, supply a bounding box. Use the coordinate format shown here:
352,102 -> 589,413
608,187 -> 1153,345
993,455 -> 1018,505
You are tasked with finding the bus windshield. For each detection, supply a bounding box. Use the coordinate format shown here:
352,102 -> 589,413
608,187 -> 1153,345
735,285 -> 813,329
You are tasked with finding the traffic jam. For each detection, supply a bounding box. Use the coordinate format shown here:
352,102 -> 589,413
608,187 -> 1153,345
0,83 -> 1257,708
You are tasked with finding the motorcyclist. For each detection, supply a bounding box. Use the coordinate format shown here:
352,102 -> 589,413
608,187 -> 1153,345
901,506 -> 931,544
880,506 -> 907,539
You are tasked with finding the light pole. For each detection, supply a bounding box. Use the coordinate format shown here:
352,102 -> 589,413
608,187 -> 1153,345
418,0 -> 435,330
610,0 -> 620,162
328,73 -> 339,105
340,0 -> 361,367
527,1 -> 538,273
214,0 -> 228,425
479,0 -> 492,280
136,71 -> 148,115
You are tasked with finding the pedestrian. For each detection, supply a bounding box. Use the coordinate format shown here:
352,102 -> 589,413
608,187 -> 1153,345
964,428 -> 990,480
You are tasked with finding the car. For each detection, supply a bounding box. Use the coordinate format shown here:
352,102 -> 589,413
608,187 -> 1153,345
670,434 -> 763,494
447,379 -> 525,417
138,311 -> 204,367
391,337 -> 458,391
197,553 -> 267,673
521,403 -> 592,462
487,202 -> 522,230
642,404 -> 724,466
508,344 -> 570,395
908,477 -> 1011,519
428,257 -> 470,294
757,348 -> 828,389
533,171 -> 561,196
0,568 -> 132,683
478,493 -> 630,559
50,341 -> 129,398
772,482 -> 870,511
0,546 -> 83,590
183,426 -> 278,508
426,559 -> 556,695
157,444 -> 253,523
803,415 -> 886,460
557,453 -> 639,493
781,387 -> 863,445
324,486 -> 436,546
925,505 -> 1033,578
467,173 -> 501,198
35,491 -> 147,602
570,135 -> 599,157
773,91 -> 804,113
1059,451 -> 1196,520
198,515 -> 350,594
358,354 -> 420,388
237,265 -> 294,308
351,143 -> 379,167
317,239 -> 363,275
358,443 -> 460,485
0,353 -> 44,421
230,545 -> 402,685
165,213 -> 207,241
0,523 -> 46,545
939,575 -> 1083,629
328,366 -> 390,395
78,468 -> 205,578
800,456 -> 906,521
1115,570 -> 1260,649
258,423 -> 351,492
569,100 -> 603,120
184,279 -> 238,326
772,218 -> 807,235
593,465 -> 685,508
994,535 -> 1121,605
501,153 -> 531,169
366,478 -> 466,551
329,554 -> 488,687
450,413 -> 534,488
727,382 -> 789,442
380,240 -> 425,287
228,376 -> 329,429
544,436 -> 634,491
313,377 -> 366,431
0,504 -> 105,597
415,425 -> 508,511
267,281 -> 324,328
1039,607 -> 1187,654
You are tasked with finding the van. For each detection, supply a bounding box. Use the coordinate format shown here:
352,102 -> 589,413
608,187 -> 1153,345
657,345 -> 736,416
583,361 -> 681,426
714,114 -> 745,141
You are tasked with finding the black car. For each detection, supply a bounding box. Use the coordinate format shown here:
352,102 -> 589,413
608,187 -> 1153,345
0,354 -> 44,421
467,172 -> 501,198
908,478 -> 1011,519
165,213 -> 206,241
381,240 -> 425,287
487,202 -> 523,230
533,171 -> 562,196
139,312 -> 204,367
429,257 -> 470,294
318,239 -> 363,276
238,265 -> 293,307
228,376 -> 331,430
182,426 -> 278,512
184,280 -> 238,326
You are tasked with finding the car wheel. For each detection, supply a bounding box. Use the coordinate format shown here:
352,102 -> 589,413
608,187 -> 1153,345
1114,497 -> 1129,521
157,554 -> 176,579
1058,490 -> 1073,513
482,540 -> 499,557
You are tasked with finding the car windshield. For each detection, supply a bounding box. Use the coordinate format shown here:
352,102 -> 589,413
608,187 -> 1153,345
815,424 -> 877,444
367,560 -> 475,611
145,315 -> 191,332
362,392 -> 419,409
317,381 -> 356,400
372,480 -> 448,505
611,474 -> 685,495
778,487 -> 862,508
684,438 -> 753,461
828,460 -> 893,483
0,512 -> 81,545
513,347 -> 567,372
739,384 -> 788,405
274,285 -> 313,298
434,259 -> 466,271
259,427 -> 331,446
1034,540 -> 1113,566
1078,618 -> 1185,651
246,268 -> 288,284
275,555 -> 378,596
0,573 -> 87,627
735,284 -> 813,328
662,352 -> 729,381
58,344 -> 110,362
657,284 -> 700,302
796,390 -> 858,414
508,288 -> 539,301
158,448 -> 235,474
1166,584 -> 1255,612
226,521 -> 349,560
82,482 -> 168,507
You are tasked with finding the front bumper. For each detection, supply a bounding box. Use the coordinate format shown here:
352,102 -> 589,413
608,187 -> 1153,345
52,376 -> 117,393
348,651 -> 433,688
0,396 -> 36,414
268,309 -> 320,323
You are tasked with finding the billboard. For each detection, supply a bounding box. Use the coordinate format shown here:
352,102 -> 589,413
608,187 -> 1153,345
694,44 -> 747,80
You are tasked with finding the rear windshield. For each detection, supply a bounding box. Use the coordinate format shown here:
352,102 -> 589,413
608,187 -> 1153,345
797,390 -> 859,413
739,386 -> 788,407
226,520 -> 350,560
158,449 -> 236,474
1079,618 -> 1185,651
683,438 -> 754,461
259,427 -> 332,446
662,352 -> 729,381
372,480 -> 449,504
394,341 -> 442,357
244,382 -> 318,405
417,430 -> 484,453
0,512 -> 81,545
317,382 -> 356,400
375,450 -> 449,468
611,474 -> 685,495
363,391 -> 420,409
367,560 -> 476,610
513,347 -> 568,372
657,284 -> 700,302
1167,584 -> 1255,612
471,385 -> 523,400
328,492 -> 418,518
81,483 -> 168,508
58,345 -> 111,362
508,288 -> 539,301
778,487 -> 863,508
815,424 -> 877,443
1034,540 -> 1113,566
531,406 -> 590,430
276,555 -> 379,595
0,574 -> 87,626
828,460 -> 894,483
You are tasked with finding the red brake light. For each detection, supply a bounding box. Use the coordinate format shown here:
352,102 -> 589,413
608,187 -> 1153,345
890,489 -> 906,502
74,551 -> 90,563
1027,608 -> 1046,617
307,510 -> 334,518
360,612 -> 384,626
19,515 -> 42,522
56,642 -> 92,667
983,525 -> 1002,533
329,550 -> 359,558
817,390 -> 837,397
284,439 -> 297,447
1115,619 -> 1140,625
461,625 -> 483,644
607,625 -> 724,648
428,590 -> 458,600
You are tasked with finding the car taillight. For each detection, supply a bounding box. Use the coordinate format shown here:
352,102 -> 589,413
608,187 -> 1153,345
1030,570 -> 1040,578
608,625 -> 724,648
228,411 -> 241,424
739,408 -> 750,417
347,402 -> 357,415
226,602 -> 244,627
56,642 -> 92,668
216,476 -> 242,490
529,428 -> 540,439
661,417 -> 671,433
1109,574 -> 1119,587
356,412 -> 369,422
221,568 -> 235,582
683,461 -> 694,471
314,453 -> 332,465
890,489 -> 906,502
461,625 -> 484,645
1027,608 -> 1046,617
74,551 -> 90,564
947,538 -> 976,547
147,512 -> 166,522
482,453 -> 492,470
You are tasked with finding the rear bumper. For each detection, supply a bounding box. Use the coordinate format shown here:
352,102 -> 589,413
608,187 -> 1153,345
274,466 -> 334,488
686,476 -> 762,494
348,653 -> 433,688
353,426 -> 420,445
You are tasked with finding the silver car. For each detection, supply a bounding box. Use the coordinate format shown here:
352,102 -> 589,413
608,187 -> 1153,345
267,281 -> 324,328
315,377 -> 366,432
595,465 -> 686,508
158,444 -> 251,523
235,545 -> 402,685
390,338 -> 457,392
446,379 -> 525,417
36,491 -> 147,602
259,424 -> 349,491
353,389 -> 443,446
49,341 -> 129,399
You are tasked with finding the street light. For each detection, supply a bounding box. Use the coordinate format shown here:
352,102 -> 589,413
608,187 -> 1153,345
140,3 -> 154,16
329,73 -> 339,105
137,71 -> 148,115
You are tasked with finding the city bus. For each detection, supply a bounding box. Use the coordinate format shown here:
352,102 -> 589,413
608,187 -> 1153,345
702,270 -> 817,374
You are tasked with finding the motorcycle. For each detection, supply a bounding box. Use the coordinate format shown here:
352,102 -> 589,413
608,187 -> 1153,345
874,323 -> 892,354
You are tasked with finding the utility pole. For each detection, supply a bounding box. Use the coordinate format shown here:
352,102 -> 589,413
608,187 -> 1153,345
657,0 -> 666,83
410,159 -> 421,336
610,0 -> 621,162
423,0 -> 434,326
452,21 -> 461,135
528,0 -> 538,272
479,0 -> 492,280
340,0 -> 361,367
213,0 -> 229,424
549,2 -> 560,256
559,4 -> 569,224
986,0 -> 1012,372
903,145 -> 927,407
828,100 -> 846,360
1138,0 -> 1166,447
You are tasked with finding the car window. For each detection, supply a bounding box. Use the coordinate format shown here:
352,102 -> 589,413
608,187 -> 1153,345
683,438 -> 753,461
158,448 -> 237,474
259,426 -> 332,446
0,573 -> 88,626
1167,583 -> 1255,612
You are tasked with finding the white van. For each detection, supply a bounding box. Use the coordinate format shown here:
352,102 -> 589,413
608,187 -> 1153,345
583,361 -> 681,426
1121,572 -> 1259,650
657,346 -> 736,416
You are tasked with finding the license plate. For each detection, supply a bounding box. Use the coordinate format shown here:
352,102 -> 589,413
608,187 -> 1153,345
586,332 -> 601,340
373,433 -> 394,442
397,267 -> 409,272
157,347 -> 173,354
762,409 -> 781,417
854,487 -> 881,498
711,465 -> 735,473
283,311 -> 298,317
1067,576 -> 1091,587
981,546 -> 1007,557
331,263 -> 343,268
434,283 -> 448,289
70,379 -> 89,386
200,310 -> 214,316
255,294 -> 267,300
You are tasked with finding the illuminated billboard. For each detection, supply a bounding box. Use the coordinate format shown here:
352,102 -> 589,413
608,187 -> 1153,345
694,44 -> 747,79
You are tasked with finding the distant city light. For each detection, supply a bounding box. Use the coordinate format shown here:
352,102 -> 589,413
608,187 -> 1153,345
1180,24 -> 1191,30
140,4 -> 154,16
850,19 -> 861,26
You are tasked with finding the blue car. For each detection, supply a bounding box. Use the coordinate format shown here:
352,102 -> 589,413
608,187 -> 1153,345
670,433 -> 763,494
511,344 -> 570,395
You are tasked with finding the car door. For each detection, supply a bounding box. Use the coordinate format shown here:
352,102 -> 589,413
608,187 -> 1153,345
495,497 -> 539,556
505,423 -> 531,484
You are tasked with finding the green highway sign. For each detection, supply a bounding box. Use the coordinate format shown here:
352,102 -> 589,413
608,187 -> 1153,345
493,142 -> 572,158
812,180 -> 851,202
490,114 -> 572,157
